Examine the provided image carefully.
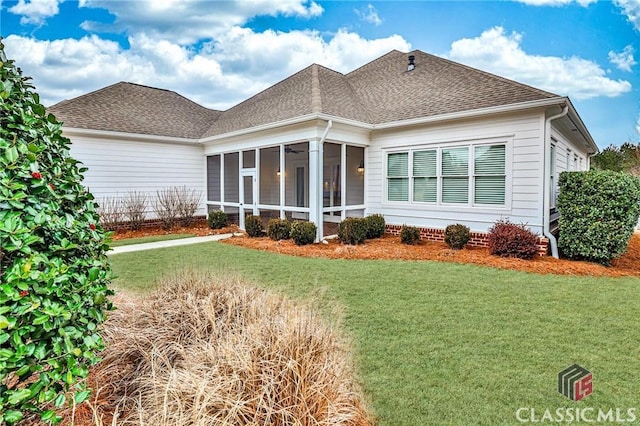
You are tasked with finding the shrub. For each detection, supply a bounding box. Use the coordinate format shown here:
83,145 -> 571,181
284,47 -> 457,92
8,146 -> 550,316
558,170 -> 640,265
267,218 -> 291,240
400,225 -> 420,245
290,221 -> 317,246
97,195 -> 124,231
487,220 -> 539,259
174,186 -> 202,226
244,215 -> 264,237
444,223 -> 471,250
207,209 -> 227,229
90,271 -> 371,424
0,41 -> 113,424
155,187 -> 179,230
123,191 -> 148,230
364,214 -> 386,239
338,217 -> 367,245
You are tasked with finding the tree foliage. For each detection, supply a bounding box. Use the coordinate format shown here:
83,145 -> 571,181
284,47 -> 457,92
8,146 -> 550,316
591,142 -> 640,175
0,40 -> 113,423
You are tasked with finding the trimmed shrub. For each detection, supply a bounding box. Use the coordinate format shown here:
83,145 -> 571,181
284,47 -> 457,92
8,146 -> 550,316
558,170 -> 640,265
444,223 -> 471,250
267,218 -> 291,241
400,225 -> 420,245
364,214 -> 386,239
244,215 -> 264,237
207,209 -> 227,229
0,42 -> 113,424
338,217 -> 367,245
487,220 -> 539,259
290,221 -> 317,245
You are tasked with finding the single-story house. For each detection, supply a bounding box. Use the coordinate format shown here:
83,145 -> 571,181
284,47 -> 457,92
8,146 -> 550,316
49,49 -> 598,256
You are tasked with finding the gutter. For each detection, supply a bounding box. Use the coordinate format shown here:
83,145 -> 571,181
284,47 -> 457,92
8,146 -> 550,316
543,103 -> 569,259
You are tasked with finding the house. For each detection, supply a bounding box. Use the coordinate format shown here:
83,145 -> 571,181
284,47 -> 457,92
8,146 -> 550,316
49,50 -> 598,257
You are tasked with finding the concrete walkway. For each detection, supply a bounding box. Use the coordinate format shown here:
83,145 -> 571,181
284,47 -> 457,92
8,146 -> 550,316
109,233 -> 234,255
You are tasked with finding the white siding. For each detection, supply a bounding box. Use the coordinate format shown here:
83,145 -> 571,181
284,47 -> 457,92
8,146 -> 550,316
67,134 -> 206,218
366,111 -> 546,233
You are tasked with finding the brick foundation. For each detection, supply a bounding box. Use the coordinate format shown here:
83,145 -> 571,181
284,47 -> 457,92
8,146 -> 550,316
385,224 -> 549,257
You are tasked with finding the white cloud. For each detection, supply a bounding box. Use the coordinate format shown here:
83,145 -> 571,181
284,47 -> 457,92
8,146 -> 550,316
609,45 -> 637,72
515,0 -> 596,6
8,0 -> 61,25
79,0 -> 324,45
446,26 -> 631,100
355,4 -> 382,26
2,30 -> 410,109
614,0 -> 640,32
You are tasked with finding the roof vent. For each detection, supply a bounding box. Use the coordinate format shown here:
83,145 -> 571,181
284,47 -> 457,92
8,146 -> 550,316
407,55 -> 415,71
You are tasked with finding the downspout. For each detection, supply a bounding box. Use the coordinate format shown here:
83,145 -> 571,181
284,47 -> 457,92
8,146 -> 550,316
312,120 -> 332,241
543,104 -> 568,258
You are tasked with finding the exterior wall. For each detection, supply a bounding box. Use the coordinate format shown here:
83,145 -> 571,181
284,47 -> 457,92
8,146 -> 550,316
67,132 -> 206,218
367,111 -> 547,234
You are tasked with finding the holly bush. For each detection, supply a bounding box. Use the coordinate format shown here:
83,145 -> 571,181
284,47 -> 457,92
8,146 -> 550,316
0,40 -> 113,423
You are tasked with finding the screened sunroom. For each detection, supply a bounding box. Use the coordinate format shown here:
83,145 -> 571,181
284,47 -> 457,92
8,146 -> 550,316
206,140 -> 365,239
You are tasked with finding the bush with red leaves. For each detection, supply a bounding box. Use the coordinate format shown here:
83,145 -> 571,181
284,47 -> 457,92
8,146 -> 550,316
487,220 -> 539,259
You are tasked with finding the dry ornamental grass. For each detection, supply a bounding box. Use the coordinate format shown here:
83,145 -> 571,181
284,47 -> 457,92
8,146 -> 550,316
63,271 -> 372,426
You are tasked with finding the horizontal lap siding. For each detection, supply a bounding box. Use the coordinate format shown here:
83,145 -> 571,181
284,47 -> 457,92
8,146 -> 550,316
367,112 -> 545,234
69,136 -> 206,217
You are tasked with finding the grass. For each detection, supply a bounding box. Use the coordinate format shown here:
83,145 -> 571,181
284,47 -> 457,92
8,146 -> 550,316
109,243 -> 640,425
109,233 -> 195,247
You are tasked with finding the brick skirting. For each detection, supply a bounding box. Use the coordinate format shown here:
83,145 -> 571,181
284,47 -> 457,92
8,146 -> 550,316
385,224 -> 549,256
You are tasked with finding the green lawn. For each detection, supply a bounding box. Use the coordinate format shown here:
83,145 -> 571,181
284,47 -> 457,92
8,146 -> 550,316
109,233 -> 195,247
109,243 -> 640,425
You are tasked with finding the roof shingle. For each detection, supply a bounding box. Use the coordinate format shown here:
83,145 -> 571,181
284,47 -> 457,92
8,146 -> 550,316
50,50 -> 561,139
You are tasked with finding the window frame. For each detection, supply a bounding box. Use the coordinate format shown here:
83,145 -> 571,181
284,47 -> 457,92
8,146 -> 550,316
384,138 -> 510,210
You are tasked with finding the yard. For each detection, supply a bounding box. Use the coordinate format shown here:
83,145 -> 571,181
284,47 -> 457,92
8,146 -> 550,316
108,241 -> 640,425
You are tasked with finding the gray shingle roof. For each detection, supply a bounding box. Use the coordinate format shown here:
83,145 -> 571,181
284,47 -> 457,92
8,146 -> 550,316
48,82 -> 222,139
50,50 -> 560,139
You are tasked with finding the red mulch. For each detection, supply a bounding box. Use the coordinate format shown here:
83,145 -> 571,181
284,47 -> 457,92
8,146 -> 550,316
110,222 -> 640,277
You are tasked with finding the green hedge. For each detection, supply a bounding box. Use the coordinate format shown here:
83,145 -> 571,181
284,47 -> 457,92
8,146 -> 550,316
0,41 -> 113,424
558,170 -> 640,265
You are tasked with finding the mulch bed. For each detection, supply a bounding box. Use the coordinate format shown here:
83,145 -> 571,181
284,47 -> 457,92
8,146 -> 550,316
110,222 -> 640,278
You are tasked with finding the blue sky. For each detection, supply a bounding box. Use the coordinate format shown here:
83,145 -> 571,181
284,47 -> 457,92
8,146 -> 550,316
1,0 -> 639,148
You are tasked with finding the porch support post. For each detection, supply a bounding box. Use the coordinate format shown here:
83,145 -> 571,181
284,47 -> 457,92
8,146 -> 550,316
309,138 -> 323,242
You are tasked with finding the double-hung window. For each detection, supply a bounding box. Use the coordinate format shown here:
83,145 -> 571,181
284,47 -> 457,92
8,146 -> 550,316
473,145 -> 505,205
413,150 -> 437,203
387,152 -> 409,202
386,142 -> 507,207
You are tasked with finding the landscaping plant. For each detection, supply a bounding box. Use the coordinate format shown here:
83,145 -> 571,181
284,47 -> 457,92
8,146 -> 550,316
154,187 -> 179,230
400,225 -> 420,245
444,223 -> 471,250
174,186 -> 201,226
0,40 -> 113,424
207,209 -> 227,229
267,218 -> 291,241
364,214 -> 386,239
487,219 -> 539,259
558,170 -> 640,265
123,191 -> 148,230
290,221 -> 317,245
338,217 -> 367,245
244,215 -> 264,237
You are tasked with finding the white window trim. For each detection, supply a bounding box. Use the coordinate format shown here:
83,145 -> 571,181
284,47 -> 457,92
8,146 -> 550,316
383,137 -> 512,211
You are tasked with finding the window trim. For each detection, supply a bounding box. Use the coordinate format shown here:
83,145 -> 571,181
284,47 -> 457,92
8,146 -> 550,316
384,138 -> 511,210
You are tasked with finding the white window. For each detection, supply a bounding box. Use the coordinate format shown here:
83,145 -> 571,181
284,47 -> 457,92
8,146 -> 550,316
387,152 -> 409,202
386,143 -> 506,207
413,150 -> 437,203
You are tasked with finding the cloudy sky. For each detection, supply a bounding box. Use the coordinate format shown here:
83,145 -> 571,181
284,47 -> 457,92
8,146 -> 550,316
1,0 -> 639,148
